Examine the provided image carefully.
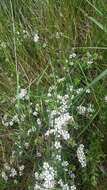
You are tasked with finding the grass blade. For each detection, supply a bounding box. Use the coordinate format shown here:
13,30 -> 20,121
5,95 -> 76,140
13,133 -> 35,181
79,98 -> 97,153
89,16 -> 107,32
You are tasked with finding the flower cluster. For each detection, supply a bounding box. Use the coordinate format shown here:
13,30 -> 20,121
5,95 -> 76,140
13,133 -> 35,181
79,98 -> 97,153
77,144 -> 86,168
104,96 -> 107,102
45,112 -> 71,140
1,162 -> 24,182
58,179 -> 77,190
1,74 -> 96,190
33,33 -> 39,43
2,114 -> 20,127
77,104 -> 94,116
16,88 -> 28,100
45,90 -> 73,141
34,162 -> 56,190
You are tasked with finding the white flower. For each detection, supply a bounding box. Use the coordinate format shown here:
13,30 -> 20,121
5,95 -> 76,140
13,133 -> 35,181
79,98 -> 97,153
62,184 -> 69,190
45,91 -> 71,141
42,42 -> 47,48
61,130 -> 70,140
86,88 -> 91,93
56,154 -> 61,161
23,30 -> 29,38
56,32 -> 62,39
77,144 -> 86,168
4,163 -> 10,170
43,162 -> 49,169
38,162 -> 56,189
69,62 -> 74,66
34,184 -> 41,190
77,105 -> 86,115
2,121 -> 9,127
33,111 -> 38,116
27,127 -> 36,136
35,172 -> 39,180
69,85 -> 74,92
87,60 -> 93,65
37,118 -> 41,126
76,88 -> 83,94
1,171 -> 8,181
19,165 -> 24,171
65,59 -> 68,63
56,32 -> 60,39
24,142 -> 29,149
58,179 -> 63,187
12,114 -> 19,123
17,89 -> 27,100
62,161 -> 69,167
57,77 -> 65,83
62,161 -> 69,171
36,151 -> 42,157
69,53 -> 76,59
10,168 -> 17,177
70,185 -> 77,190
47,92 -> 52,97
14,179 -> 18,184
9,121 -> 14,126
87,104 -> 94,113
104,96 -> 107,102
57,95 -> 63,100
34,33 -> 39,42
54,141 -> 61,149
19,165 -> 24,176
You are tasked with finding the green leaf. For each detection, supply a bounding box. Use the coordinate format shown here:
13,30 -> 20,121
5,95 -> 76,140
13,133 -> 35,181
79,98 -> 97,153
89,17 -> 107,32
88,69 -> 107,88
